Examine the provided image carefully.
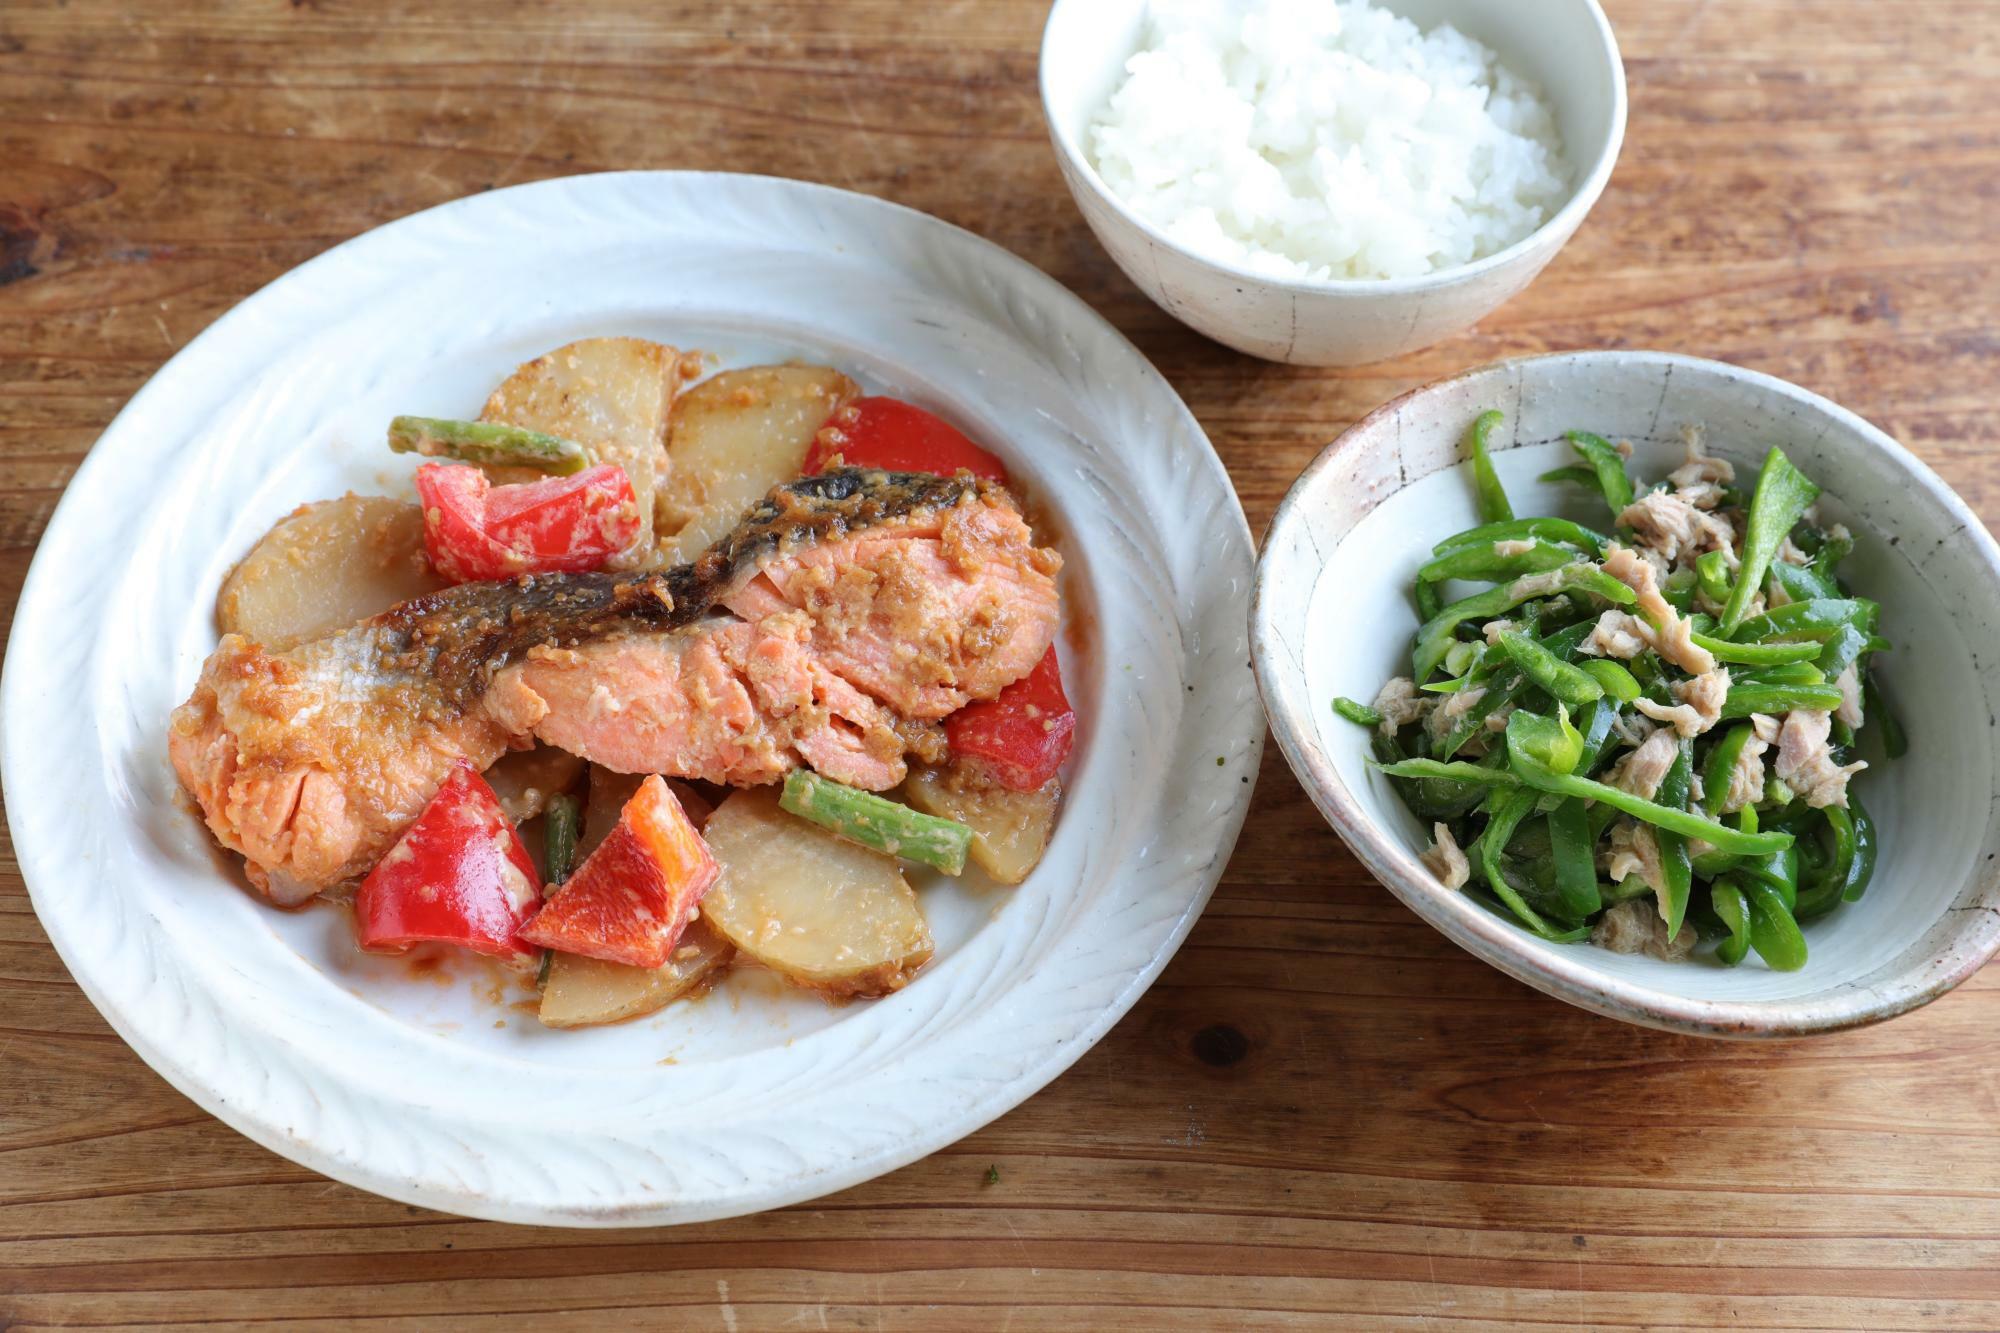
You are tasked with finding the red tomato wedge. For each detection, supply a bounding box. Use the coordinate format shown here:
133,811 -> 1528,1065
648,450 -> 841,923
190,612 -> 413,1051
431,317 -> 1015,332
415,461 -> 642,583
520,775 -> 719,968
803,396 -> 1008,483
945,646 -> 1076,792
354,760 -> 541,957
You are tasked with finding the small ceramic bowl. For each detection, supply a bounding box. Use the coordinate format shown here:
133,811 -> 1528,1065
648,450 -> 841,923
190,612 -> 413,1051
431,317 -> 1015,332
1251,350 -> 2000,1036
1039,0 -> 1627,367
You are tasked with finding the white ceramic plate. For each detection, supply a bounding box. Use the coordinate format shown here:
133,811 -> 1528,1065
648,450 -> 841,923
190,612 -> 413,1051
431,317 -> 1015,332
1252,351 -> 2000,1037
1,172 -> 1262,1224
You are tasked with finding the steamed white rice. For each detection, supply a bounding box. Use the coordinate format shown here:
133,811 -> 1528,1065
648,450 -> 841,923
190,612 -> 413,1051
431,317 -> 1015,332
1087,0 -> 1571,282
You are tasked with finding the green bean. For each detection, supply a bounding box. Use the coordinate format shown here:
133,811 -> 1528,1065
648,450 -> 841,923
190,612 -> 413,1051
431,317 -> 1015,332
1493,631 -> 1604,708
1711,881 -> 1753,966
1506,716 -> 1794,855
1538,464 -> 1600,488
1700,724 -> 1756,816
1333,697 -> 1382,727
781,770 -> 972,874
544,794 -> 581,889
1653,739 -> 1696,937
1718,682 -> 1845,720
1433,517 -> 1609,559
1721,447 -> 1821,631
1695,549 -> 1733,607
1547,797 -> 1603,920
1743,877 -> 1808,971
1565,430 -> 1636,514
1579,658 -> 1641,703
388,415 -> 591,475
1416,539 -> 1575,584
1865,674 -> 1907,759
1467,410 -> 1514,523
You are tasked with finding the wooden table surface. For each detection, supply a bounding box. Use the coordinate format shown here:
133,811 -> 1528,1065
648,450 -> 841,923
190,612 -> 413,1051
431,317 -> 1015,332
5,1 -> 1999,1327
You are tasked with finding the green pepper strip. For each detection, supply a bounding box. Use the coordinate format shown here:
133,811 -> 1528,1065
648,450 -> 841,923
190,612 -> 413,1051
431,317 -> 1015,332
1547,797 -> 1603,920
1538,464 -> 1600,488
1475,788 -> 1578,940
1841,795 -> 1878,902
1688,631 -> 1822,666
1695,550 -> 1733,608
1700,724 -> 1756,816
1416,539 -> 1575,585
1432,671 -> 1528,761
1412,566 -> 1636,681
1793,807 -> 1855,919
1333,697 -> 1382,727
1736,843 -> 1801,912
1730,597 -> 1878,643
1565,430 -> 1636,514
1493,630 -> 1603,708
1743,877 -> 1808,971
1768,559 -> 1840,604
1721,447 -> 1822,631
1718,682 -> 1845,720
1505,726 -> 1795,856
1579,658 -> 1641,703
1816,622 -> 1870,680
1432,517 -> 1609,559
1864,674 -> 1907,759
1372,758 -> 1522,788
1652,739 -> 1696,938
1711,881 -> 1753,966
1814,528 -> 1855,577
1467,409 -> 1513,523
1414,578 -> 1443,621
1733,662 -> 1826,688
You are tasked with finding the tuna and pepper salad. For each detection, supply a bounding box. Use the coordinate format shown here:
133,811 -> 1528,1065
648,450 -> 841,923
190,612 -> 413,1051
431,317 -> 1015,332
1336,412 -> 1900,971
170,338 -> 1076,1028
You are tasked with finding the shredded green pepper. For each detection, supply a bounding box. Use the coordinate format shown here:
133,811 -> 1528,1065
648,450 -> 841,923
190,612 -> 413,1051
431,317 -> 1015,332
1579,658 -> 1641,703
1333,697 -> 1382,727
1651,739 -> 1697,937
1493,630 -> 1604,709
1565,430 -> 1636,514
1467,409 -> 1514,524
1721,447 -> 1822,631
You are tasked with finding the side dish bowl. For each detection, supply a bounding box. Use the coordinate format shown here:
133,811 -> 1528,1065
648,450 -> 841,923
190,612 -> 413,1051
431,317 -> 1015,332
1251,350 -> 2000,1036
1039,0 -> 1626,366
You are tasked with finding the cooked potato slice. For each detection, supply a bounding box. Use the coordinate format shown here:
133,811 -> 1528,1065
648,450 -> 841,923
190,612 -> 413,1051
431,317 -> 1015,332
483,745 -> 586,823
538,919 -> 734,1029
699,787 -> 933,998
902,764 -> 1060,885
481,337 -> 678,566
657,365 -> 857,563
217,495 -> 445,649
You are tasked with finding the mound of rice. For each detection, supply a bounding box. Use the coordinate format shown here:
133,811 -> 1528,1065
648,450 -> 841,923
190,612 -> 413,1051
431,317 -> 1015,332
1087,0 -> 1571,282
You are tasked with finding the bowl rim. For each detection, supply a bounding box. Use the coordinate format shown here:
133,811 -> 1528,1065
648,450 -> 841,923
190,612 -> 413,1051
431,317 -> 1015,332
1249,348 -> 2000,1038
1037,0 -> 1629,297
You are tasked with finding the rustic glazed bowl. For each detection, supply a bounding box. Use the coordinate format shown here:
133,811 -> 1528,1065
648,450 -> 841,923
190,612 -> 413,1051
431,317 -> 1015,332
1251,350 -> 2000,1037
1038,0 -> 1626,366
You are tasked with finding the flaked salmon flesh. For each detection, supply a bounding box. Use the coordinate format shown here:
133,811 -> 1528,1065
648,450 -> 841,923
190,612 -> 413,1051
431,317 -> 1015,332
169,469 -> 1062,902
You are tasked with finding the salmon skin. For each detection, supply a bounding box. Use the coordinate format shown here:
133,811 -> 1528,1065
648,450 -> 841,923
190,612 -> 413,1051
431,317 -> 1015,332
169,468 -> 1061,902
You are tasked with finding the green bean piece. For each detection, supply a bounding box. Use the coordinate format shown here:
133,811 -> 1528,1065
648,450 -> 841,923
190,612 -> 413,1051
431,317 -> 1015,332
1688,630 -> 1822,666
1565,430 -> 1636,514
1506,718 -> 1795,856
1694,550 -> 1734,608
1578,658 -> 1641,703
543,793 -> 582,890
1864,674 -> 1907,759
1711,881 -> 1753,966
1333,697 -> 1382,727
1475,788 -> 1578,940
1768,559 -> 1840,604
1432,517 -> 1611,558
1700,724 -> 1756,816
1538,464 -> 1600,488
388,415 -> 592,475
1546,797 -> 1603,920
1467,409 -> 1514,524
1416,539 -> 1575,584
1717,682 -> 1845,720
1743,878 -> 1809,971
779,770 -> 971,875
1721,447 -> 1822,631
1652,739 -> 1696,938
1493,630 -> 1604,708
1411,566 -> 1636,681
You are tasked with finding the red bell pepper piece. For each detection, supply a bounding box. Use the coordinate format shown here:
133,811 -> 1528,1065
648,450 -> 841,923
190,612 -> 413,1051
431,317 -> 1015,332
803,396 -> 1009,483
520,775 -> 719,968
354,760 -> 541,957
945,646 -> 1076,792
415,461 -> 641,583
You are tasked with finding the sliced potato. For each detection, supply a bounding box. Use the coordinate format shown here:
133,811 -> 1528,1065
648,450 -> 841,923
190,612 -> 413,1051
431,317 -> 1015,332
538,919 -> 734,1029
902,764 -> 1060,886
481,337 -> 678,566
217,494 -> 445,649
699,787 -> 933,998
483,745 -> 586,823
657,365 -> 858,563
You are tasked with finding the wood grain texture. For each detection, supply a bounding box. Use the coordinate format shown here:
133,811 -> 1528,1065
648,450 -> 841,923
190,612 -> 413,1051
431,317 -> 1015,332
4,0 -> 1999,1326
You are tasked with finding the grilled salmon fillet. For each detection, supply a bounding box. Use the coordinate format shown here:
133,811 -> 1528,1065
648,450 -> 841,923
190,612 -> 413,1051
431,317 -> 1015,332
169,470 -> 1062,902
